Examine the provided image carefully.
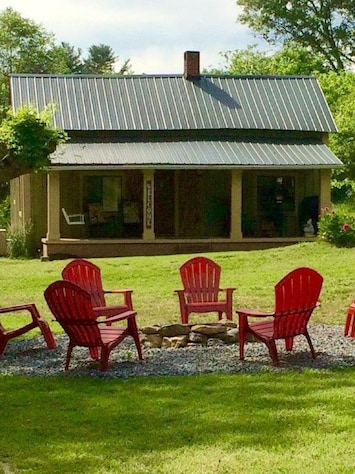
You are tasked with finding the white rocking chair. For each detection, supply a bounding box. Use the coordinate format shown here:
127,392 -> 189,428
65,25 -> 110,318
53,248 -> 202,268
62,208 -> 85,225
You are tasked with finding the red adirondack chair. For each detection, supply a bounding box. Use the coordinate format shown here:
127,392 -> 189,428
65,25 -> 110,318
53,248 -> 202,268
44,280 -> 143,371
236,267 -> 323,366
62,259 -> 133,321
344,302 -> 355,337
0,303 -> 56,357
175,256 -> 235,324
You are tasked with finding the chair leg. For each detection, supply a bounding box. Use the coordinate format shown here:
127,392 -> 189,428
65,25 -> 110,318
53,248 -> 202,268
285,336 -> 294,352
266,340 -> 279,366
37,319 -> 56,349
344,305 -> 355,337
238,315 -> 247,360
128,317 -> 143,360
65,346 -> 73,371
304,330 -> 317,359
0,336 -> 8,357
100,347 -> 110,371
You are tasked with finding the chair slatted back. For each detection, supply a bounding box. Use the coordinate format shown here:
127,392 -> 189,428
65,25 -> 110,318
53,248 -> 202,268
273,267 -> 323,339
44,280 -> 102,348
62,259 -> 106,308
179,256 -> 221,304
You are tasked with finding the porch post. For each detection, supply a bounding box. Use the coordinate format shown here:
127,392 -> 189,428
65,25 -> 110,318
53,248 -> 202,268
319,169 -> 331,211
46,171 -> 60,240
230,169 -> 243,240
143,169 -> 155,240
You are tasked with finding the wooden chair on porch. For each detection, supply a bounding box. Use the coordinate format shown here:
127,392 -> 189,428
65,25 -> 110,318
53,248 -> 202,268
175,256 -> 235,324
0,303 -> 56,357
62,259 -> 134,321
62,208 -> 85,225
236,267 -> 323,366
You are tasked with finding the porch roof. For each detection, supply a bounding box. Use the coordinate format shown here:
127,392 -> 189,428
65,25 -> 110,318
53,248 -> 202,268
50,140 -> 343,169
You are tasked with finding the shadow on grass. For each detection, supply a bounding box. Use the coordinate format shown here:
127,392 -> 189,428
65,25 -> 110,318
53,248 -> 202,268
1,368 -> 355,473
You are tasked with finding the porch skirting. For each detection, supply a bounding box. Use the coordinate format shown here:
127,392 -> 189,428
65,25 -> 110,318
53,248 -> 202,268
41,237 -> 316,260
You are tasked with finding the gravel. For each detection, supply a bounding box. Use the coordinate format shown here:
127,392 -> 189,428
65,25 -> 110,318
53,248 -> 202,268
1,324 -> 355,379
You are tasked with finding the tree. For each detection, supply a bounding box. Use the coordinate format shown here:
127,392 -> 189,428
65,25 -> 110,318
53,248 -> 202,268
0,105 -> 67,184
236,0 -> 355,71
319,72 -> 355,179
0,7 -> 60,75
217,43 -> 329,76
82,43 -> 132,75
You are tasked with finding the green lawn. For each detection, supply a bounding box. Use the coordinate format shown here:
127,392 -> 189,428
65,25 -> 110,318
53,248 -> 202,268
1,242 -> 355,473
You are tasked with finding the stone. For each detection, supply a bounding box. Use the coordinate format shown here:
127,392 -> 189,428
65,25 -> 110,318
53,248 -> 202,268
158,324 -> 190,337
162,335 -> 188,349
189,332 -> 208,344
140,333 -> 163,348
217,329 -> 238,344
140,325 -> 162,335
191,324 -> 227,335
218,318 -> 238,328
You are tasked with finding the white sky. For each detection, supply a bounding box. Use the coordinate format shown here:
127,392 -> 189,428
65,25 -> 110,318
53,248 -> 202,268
4,0 -> 267,74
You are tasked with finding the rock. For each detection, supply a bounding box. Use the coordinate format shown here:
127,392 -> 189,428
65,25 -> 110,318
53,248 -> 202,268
162,335 -> 188,348
219,319 -> 238,328
140,325 -> 162,335
158,324 -> 190,337
189,332 -> 208,344
140,334 -> 163,348
217,329 -> 238,344
191,324 -> 227,335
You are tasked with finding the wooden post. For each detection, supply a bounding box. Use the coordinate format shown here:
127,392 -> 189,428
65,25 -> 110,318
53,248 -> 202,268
230,169 -> 243,240
46,171 -> 60,240
143,169 -> 155,240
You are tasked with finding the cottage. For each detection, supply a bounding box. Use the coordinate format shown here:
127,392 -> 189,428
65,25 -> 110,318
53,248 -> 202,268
9,51 -> 342,259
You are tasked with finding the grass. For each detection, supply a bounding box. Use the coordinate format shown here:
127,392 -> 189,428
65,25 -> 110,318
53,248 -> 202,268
0,241 -> 354,332
1,241 -> 355,473
2,370 -> 355,473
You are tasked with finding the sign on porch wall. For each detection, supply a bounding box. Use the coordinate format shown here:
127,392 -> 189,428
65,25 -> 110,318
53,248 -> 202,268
145,180 -> 152,229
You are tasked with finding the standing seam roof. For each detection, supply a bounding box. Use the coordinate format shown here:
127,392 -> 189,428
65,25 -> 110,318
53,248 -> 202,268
10,74 -> 337,133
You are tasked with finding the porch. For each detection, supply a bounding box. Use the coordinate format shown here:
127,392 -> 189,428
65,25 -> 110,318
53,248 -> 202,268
41,236 -> 316,259
39,167 -> 327,259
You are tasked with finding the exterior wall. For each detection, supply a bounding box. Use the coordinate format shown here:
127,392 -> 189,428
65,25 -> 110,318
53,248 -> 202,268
10,173 -> 47,255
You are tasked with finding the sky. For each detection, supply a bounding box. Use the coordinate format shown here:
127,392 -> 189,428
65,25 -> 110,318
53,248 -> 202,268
4,0 -> 266,74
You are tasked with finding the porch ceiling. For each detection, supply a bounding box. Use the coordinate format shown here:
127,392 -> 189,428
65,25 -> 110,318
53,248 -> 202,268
50,140 -> 343,169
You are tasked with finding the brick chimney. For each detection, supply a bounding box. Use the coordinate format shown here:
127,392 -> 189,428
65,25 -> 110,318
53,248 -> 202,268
184,51 -> 200,80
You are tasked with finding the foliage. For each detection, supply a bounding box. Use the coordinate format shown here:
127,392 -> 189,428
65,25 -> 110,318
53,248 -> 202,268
82,43 -> 132,75
0,8 -> 132,117
0,105 -> 67,183
236,0 -> 355,71
318,72 -> 355,179
6,221 -> 32,258
0,194 -> 10,227
219,43 -> 329,76
318,207 -> 355,247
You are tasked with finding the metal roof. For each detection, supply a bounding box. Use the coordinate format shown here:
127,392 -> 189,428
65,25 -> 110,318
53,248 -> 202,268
10,74 -> 337,133
50,140 -> 343,169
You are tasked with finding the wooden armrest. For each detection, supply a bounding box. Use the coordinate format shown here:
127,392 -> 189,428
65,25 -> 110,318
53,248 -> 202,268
0,303 -> 36,314
97,310 -> 137,324
104,289 -> 133,295
236,308 -> 274,318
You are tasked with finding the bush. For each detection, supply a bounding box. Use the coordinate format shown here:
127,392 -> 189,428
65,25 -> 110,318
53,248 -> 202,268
0,195 -> 10,228
318,207 -> 355,247
6,221 -> 33,258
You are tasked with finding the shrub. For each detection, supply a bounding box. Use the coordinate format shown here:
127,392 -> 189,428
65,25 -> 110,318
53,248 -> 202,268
0,195 -> 10,228
318,207 -> 355,247
6,221 -> 33,258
